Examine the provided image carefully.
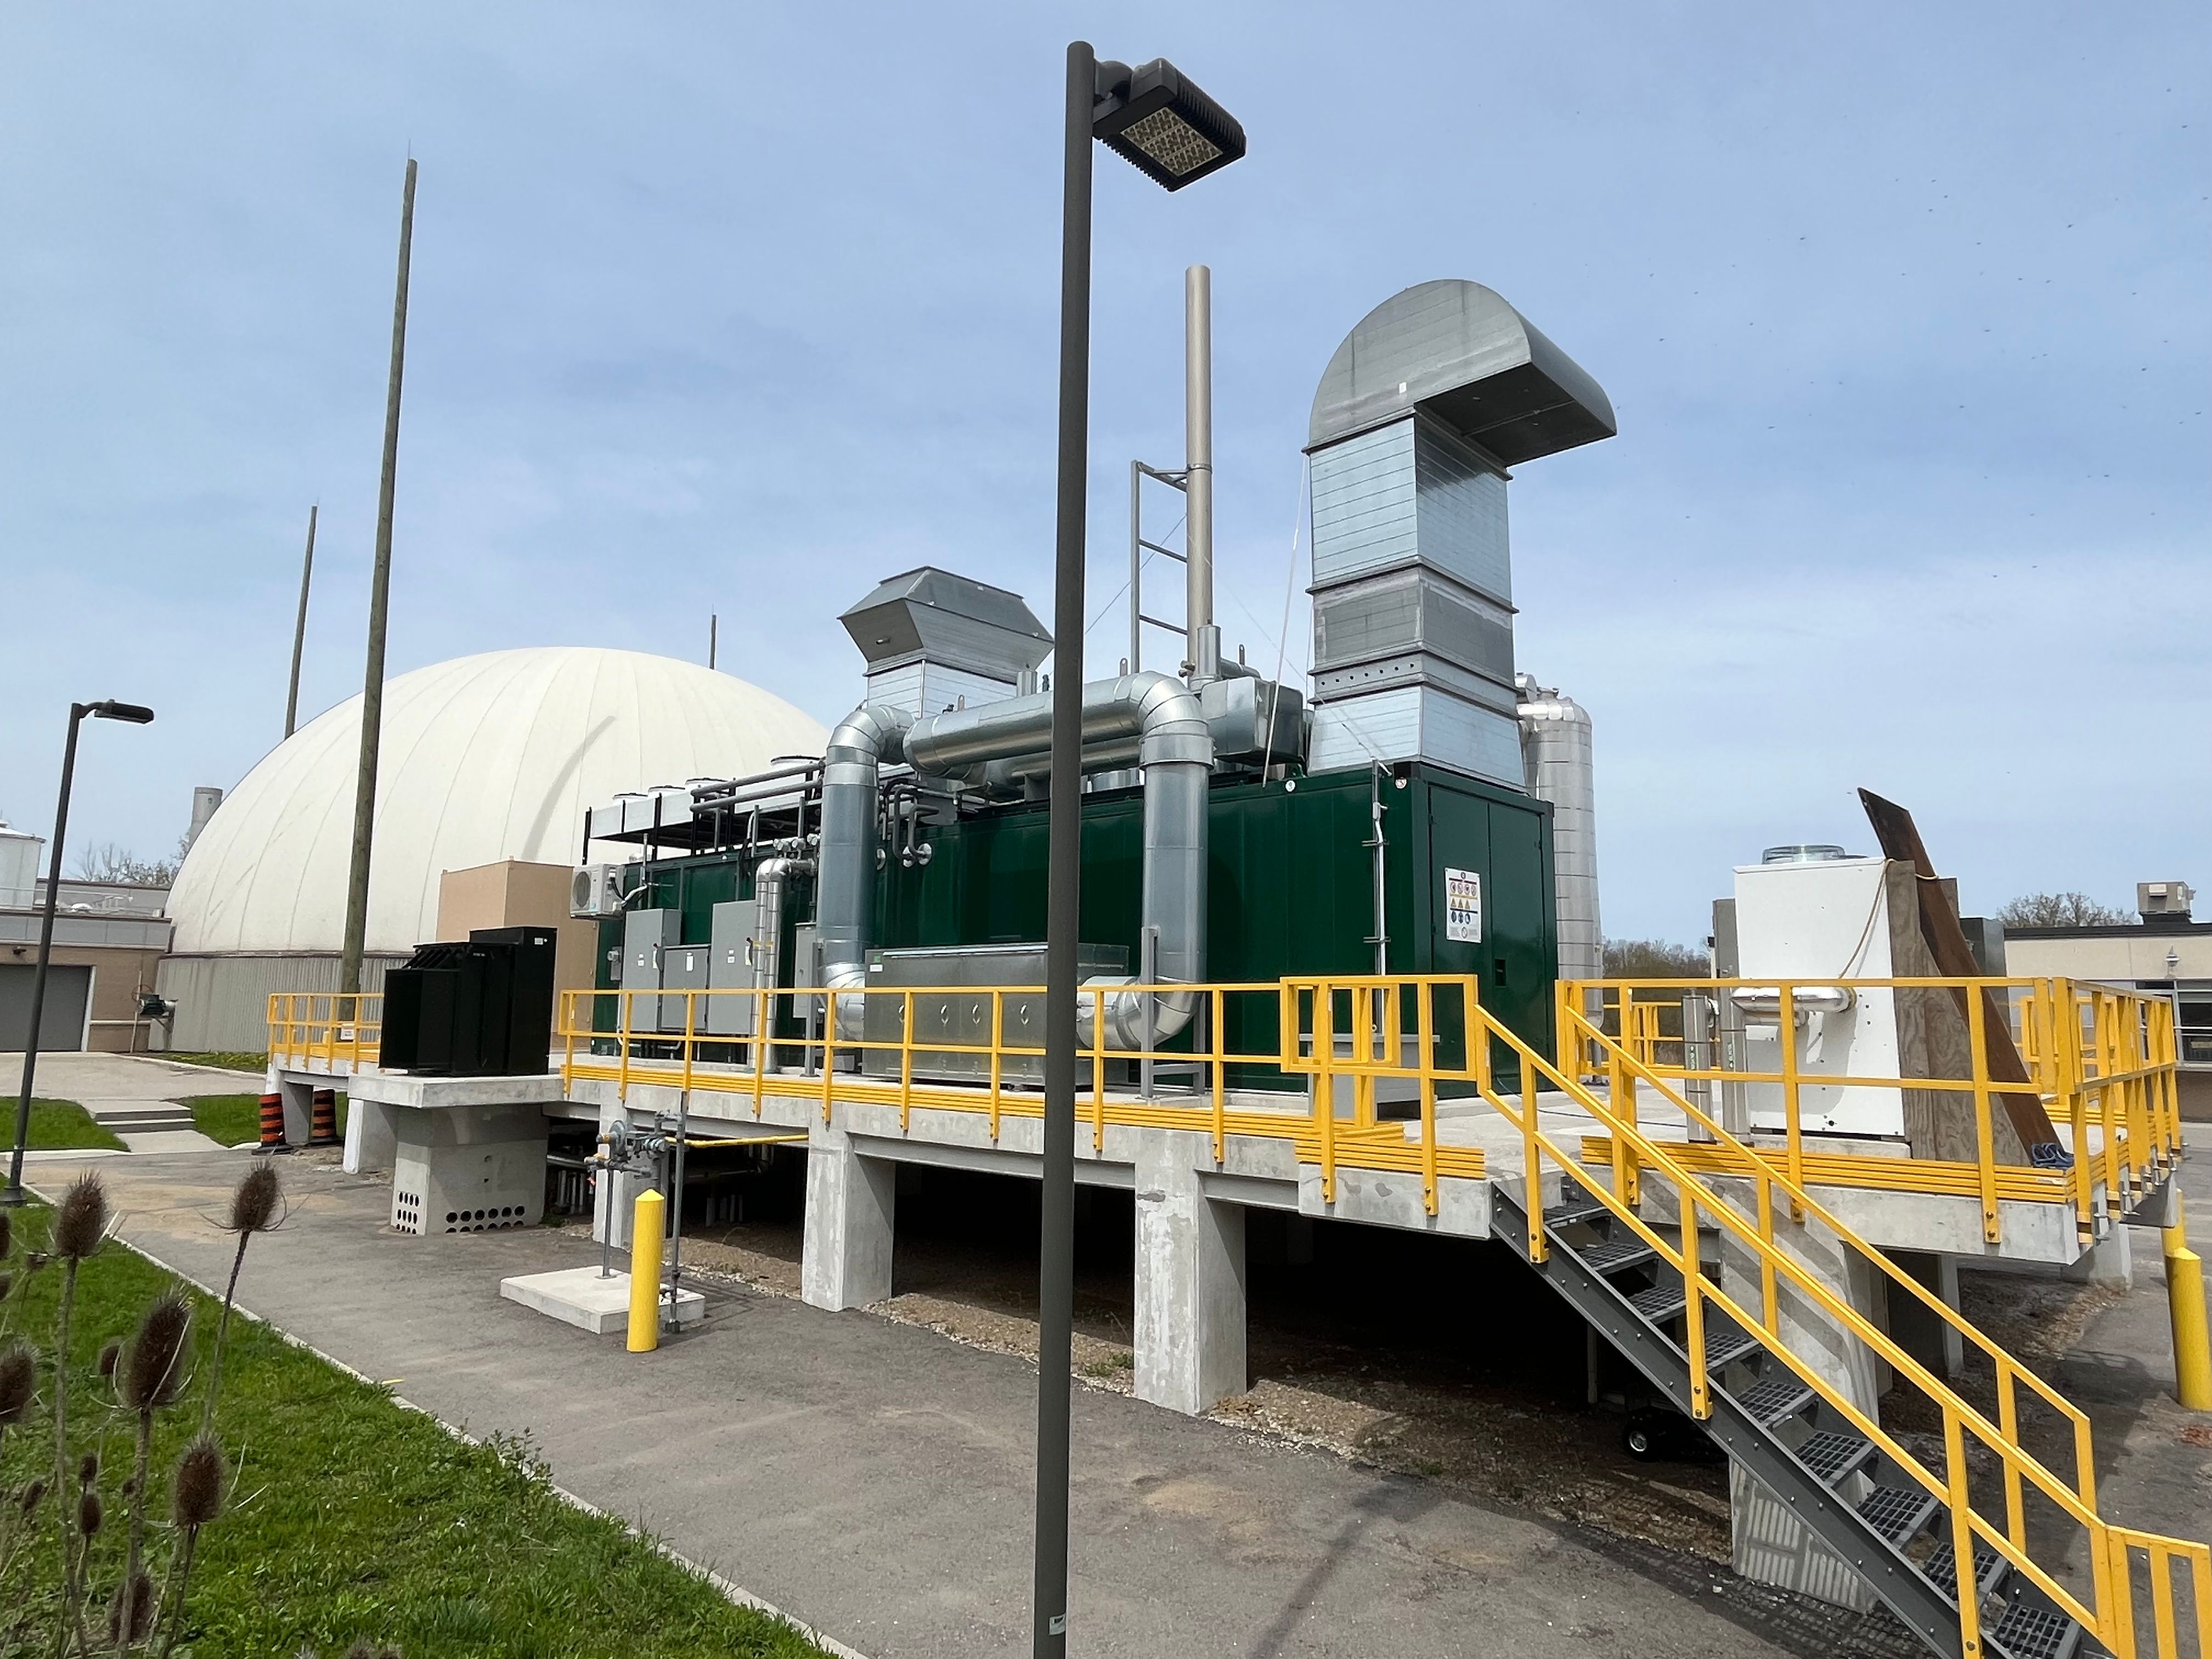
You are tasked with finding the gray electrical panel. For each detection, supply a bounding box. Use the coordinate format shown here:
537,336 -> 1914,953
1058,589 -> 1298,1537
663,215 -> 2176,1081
861,943 -> 1127,1085
707,899 -> 758,1037
659,942 -> 710,1035
622,909 -> 680,1031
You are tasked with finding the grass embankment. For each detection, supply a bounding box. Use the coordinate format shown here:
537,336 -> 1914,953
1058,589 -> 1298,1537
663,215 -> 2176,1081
17,1098 -> 126,1151
185,1093 -> 347,1149
156,1053 -> 266,1075
2,1204 -> 831,1657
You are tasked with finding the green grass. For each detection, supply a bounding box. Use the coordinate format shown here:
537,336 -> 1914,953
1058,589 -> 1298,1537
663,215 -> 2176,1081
18,1098 -> 126,1152
157,1052 -> 267,1074
187,1093 -> 347,1149
0,1203 -> 832,1657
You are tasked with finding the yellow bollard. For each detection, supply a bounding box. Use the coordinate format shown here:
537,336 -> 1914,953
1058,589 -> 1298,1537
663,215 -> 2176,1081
2165,1196 -> 2212,1412
627,1188 -> 665,1353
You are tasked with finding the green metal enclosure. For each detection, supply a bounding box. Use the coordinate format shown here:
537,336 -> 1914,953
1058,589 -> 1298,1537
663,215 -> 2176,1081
600,761 -> 1557,1078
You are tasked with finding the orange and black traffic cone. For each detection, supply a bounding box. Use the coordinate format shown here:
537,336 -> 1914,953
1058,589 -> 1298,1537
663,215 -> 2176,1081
307,1088 -> 340,1148
255,1092 -> 292,1155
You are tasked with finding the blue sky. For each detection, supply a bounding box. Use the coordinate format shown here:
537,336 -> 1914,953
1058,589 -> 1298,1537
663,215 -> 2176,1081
2,2 -> 2204,942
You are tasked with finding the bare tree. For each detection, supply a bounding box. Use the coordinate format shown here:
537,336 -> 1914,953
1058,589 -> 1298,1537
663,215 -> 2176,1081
1995,891 -> 2131,929
1602,938 -> 1711,978
70,842 -> 179,888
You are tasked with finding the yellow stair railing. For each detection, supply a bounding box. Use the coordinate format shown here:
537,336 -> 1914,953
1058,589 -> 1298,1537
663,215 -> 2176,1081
1288,974 -> 2210,1659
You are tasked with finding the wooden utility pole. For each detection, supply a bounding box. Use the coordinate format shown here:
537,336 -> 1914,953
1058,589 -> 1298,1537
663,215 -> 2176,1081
284,504 -> 318,738
340,159 -> 417,996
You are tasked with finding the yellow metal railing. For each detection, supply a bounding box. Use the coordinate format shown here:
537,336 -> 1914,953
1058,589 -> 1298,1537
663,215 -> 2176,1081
552,978 -> 1491,1205
267,992 -> 381,1071
1563,977 -> 2183,1244
1299,973 -> 2209,1659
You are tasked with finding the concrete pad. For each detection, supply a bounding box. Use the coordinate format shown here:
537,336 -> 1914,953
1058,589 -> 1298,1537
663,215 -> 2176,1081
119,1130 -> 226,1155
4,1052 -> 264,1100
502,1265 -> 706,1335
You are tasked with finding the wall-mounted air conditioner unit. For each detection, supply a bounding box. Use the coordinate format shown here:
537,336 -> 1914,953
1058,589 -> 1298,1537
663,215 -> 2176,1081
571,864 -> 628,919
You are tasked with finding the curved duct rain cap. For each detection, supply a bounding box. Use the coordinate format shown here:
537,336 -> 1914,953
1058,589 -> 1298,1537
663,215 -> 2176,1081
1307,279 -> 1616,462
1762,844 -> 1852,864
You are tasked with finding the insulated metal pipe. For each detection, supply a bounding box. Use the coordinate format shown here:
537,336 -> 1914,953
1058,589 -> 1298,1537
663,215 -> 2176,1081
1184,264 -> 1217,684
815,672 -> 1211,1047
749,855 -> 811,1071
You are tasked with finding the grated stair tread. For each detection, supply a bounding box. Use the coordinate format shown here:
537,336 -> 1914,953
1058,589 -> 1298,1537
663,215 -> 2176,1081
1857,1484 -> 1940,1546
1703,1316 -> 1764,1368
1576,1237 -> 1656,1274
1985,1600 -> 2081,1659
1628,1283 -> 1687,1324
1924,1539 -> 2009,1602
1732,1376 -> 1815,1427
1793,1430 -> 1876,1486
1545,1199 -> 1613,1231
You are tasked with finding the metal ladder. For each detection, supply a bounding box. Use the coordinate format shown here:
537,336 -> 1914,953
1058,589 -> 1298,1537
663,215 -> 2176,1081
1492,1175 -> 2089,1659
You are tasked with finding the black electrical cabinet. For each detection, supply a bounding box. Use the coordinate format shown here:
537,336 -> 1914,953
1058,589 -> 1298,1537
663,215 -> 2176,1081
379,926 -> 557,1076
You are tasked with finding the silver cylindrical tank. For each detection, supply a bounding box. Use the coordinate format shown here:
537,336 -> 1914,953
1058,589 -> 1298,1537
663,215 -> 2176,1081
1516,676 -> 1601,984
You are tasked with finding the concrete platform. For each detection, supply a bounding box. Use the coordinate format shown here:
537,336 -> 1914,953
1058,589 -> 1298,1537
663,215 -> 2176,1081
500,1264 -> 706,1335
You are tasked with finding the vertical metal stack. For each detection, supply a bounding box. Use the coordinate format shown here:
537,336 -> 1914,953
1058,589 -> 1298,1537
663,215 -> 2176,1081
1302,280 -> 1615,787
1516,676 -> 1601,984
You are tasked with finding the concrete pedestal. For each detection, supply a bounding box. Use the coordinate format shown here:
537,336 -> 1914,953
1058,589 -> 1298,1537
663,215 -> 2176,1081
1135,1131 -> 1248,1415
500,1265 -> 704,1335
343,1096 -> 400,1175
391,1102 -> 548,1235
800,1121 -> 895,1311
1888,1250 -> 1966,1380
2063,1224 -> 2134,1289
1719,1205 -> 1888,1611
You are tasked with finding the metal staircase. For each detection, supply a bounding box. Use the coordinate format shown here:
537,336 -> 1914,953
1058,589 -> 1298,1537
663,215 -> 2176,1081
1493,1175 -> 2091,1658
1288,976 -> 2211,1659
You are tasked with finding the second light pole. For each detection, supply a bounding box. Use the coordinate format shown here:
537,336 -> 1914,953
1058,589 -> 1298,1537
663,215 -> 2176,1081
1035,43 -> 1245,1658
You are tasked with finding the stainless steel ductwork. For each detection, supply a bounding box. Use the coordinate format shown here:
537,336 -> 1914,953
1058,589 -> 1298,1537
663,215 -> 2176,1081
749,853 -> 812,1037
816,672 -> 1212,1049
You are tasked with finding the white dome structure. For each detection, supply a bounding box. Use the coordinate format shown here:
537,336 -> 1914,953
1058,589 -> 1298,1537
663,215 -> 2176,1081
171,647 -> 827,956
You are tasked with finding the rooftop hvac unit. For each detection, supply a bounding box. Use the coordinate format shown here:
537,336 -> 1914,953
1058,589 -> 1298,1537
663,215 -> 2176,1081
571,863 -> 627,919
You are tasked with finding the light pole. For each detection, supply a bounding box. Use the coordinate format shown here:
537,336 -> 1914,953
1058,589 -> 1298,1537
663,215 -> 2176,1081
1036,44 -> 1245,1657
5,699 -> 156,1205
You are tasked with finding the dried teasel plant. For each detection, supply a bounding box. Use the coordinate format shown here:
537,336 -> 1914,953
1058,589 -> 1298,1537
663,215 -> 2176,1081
48,1172 -> 106,1644
201,1163 -> 282,1431
154,1434 -> 226,1659
119,1290 -> 194,1617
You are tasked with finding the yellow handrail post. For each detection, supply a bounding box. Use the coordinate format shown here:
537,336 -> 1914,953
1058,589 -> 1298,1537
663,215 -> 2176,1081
1681,1191 -> 1709,1419
1779,984 -> 1804,1219
1968,985 -> 2000,1245
1942,1410 -> 1983,1659
1315,986 -> 1338,1206
988,990 -> 1003,1143
751,988 -> 767,1118
899,990 -> 915,1131
1210,986 -> 1227,1164
627,1187 -> 665,1353
618,988 -> 634,1103
1417,981 -> 1437,1217
819,990 -> 836,1122
682,991 -> 696,1096
1090,988 -> 1106,1152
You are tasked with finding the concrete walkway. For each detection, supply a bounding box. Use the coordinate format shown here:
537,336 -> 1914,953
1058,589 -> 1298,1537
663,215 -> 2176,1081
7,1051 -> 259,1153
30,1151 -> 1875,1659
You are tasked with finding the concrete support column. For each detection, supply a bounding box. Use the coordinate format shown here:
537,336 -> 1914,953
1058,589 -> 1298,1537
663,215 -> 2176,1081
1133,1131 -> 1247,1415
1888,1250 -> 1965,1380
1717,1198 -> 1888,1611
2063,1223 -> 2134,1289
278,1076 -> 313,1147
800,1122 -> 895,1312
342,1092 -> 400,1175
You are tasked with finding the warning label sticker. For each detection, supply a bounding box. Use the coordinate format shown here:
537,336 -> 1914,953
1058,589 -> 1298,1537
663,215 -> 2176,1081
1444,868 -> 1482,944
